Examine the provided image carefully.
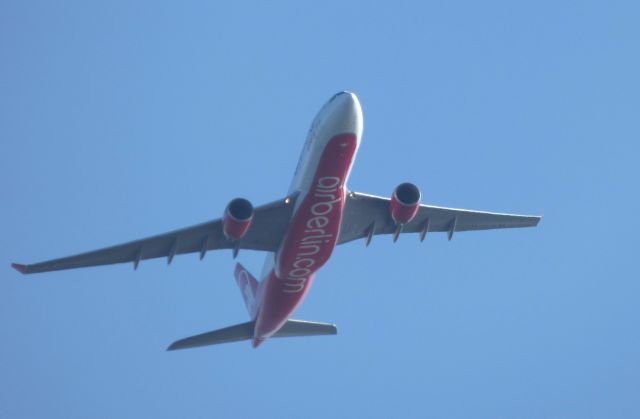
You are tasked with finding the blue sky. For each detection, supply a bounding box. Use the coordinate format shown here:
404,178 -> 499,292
2,1 -> 639,418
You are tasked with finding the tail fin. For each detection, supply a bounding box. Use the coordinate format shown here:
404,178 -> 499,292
167,319 -> 337,351
234,263 -> 259,317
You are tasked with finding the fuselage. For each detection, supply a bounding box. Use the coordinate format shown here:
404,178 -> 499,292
251,92 -> 363,347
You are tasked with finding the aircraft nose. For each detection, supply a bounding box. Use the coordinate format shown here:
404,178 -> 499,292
330,91 -> 359,112
325,91 -> 363,136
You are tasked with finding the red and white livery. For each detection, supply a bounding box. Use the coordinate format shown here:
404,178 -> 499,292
12,92 -> 541,350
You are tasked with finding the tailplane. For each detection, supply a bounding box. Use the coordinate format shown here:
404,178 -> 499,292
167,319 -> 337,351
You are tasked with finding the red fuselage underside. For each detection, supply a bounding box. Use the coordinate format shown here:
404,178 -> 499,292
252,133 -> 357,346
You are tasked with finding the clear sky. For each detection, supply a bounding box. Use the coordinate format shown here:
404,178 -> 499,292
2,1 -> 639,418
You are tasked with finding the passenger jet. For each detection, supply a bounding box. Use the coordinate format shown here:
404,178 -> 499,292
12,91 -> 541,349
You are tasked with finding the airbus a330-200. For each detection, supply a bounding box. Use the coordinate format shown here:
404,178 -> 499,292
12,92 -> 541,350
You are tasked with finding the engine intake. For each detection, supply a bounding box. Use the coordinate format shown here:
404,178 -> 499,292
390,182 -> 421,225
223,198 -> 254,241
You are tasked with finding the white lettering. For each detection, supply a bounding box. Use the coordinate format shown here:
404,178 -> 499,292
311,197 -> 340,216
293,258 -> 314,269
317,176 -> 340,189
306,216 -> 329,229
284,279 -> 305,293
314,192 -> 337,200
282,175 -> 344,293
289,268 -> 311,277
298,244 -> 321,256
303,229 -> 326,237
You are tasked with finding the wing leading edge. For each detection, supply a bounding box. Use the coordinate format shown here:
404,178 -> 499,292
338,192 -> 541,245
12,196 -> 297,274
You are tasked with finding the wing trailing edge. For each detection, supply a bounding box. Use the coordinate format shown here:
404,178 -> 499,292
338,191 -> 541,245
11,196 -> 297,275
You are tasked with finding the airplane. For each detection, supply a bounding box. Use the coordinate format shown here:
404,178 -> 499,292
12,91 -> 541,350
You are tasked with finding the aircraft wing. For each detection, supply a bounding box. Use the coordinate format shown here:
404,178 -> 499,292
12,196 -> 296,274
338,192 -> 541,245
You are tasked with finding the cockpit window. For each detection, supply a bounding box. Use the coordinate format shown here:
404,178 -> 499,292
328,92 -> 344,103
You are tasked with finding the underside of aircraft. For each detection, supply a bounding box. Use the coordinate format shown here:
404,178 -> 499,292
13,92 -> 541,349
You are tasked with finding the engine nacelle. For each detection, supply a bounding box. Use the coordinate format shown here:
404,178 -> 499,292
223,198 -> 254,241
390,182 -> 421,225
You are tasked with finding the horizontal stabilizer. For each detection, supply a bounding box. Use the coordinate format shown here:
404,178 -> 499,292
273,319 -> 337,338
167,319 -> 337,351
167,321 -> 254,351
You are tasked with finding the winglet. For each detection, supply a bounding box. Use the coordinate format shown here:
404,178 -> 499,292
11,263 -> 28,274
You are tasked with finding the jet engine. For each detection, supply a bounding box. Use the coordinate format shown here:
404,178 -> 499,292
223,198 -> 254,241
390,182 -> 421,225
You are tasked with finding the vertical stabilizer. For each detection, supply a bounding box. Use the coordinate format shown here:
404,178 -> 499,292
234,263 -> 259,318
